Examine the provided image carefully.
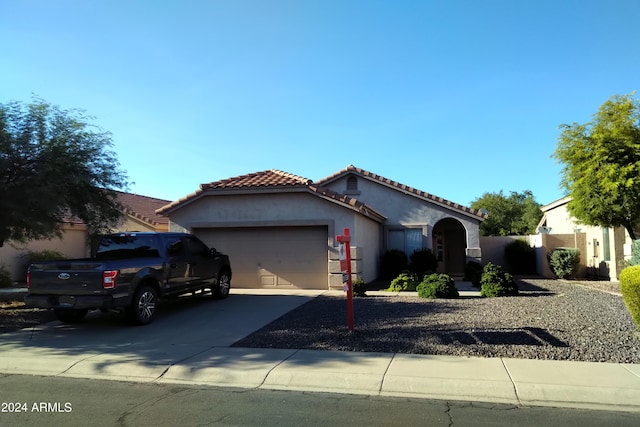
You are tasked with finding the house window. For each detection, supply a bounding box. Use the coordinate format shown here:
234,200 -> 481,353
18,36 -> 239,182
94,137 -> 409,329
388,228 -> 423,256
603,228 -> 611,261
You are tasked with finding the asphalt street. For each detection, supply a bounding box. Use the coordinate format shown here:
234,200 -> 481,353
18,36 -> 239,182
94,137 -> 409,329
2,374 -> 640,427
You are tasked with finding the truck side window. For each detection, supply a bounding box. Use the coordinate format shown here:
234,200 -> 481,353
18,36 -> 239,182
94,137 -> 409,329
166,238 -> 185,257
96,235 -> 160,259
185,236 -> 209,256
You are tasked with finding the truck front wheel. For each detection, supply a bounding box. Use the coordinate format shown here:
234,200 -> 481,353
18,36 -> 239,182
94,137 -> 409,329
127,285 -> 158,325
54,309 -> 88,324
213,270 -> 231,299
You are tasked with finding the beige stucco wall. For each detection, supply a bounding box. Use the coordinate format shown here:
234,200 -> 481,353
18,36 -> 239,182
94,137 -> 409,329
117,215 -> 165,232
0,223 -> 89,282
322,175 -> 482,253
168,190 -> 383,285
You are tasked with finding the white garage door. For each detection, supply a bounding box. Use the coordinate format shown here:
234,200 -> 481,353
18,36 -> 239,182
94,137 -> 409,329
195,226 -> 328,289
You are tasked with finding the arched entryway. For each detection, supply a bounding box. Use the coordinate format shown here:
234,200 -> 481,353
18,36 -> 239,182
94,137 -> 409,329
432,218 -> 467,276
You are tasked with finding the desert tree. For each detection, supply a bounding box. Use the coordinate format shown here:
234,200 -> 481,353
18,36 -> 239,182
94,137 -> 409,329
470,190 -> 542,236
0,97 -> 129,247
553,93 -> 640,240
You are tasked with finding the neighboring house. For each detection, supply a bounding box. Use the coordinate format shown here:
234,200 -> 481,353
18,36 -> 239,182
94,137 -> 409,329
534,196 -> 630,281
157,165 -> 486,290
0,192 -> 170,281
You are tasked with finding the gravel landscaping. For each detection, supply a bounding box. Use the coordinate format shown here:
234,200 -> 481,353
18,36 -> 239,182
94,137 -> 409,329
3,278 -> 639,363
232,278 -> 640,363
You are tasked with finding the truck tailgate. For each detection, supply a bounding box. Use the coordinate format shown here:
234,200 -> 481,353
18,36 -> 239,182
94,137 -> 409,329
28,261 -> 107,295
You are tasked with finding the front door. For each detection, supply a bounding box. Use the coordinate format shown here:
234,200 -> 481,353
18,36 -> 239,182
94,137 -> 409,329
432,218 -> 467,276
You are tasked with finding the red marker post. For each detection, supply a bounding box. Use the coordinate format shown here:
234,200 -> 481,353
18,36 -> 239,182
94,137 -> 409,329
336,228 -> 354,331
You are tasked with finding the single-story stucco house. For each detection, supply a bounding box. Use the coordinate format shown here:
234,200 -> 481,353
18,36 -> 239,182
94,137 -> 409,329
157,165 -> 486,290
534,196 -> 632,281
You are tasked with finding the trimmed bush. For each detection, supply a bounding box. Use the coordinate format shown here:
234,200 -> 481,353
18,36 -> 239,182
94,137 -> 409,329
388,271 -> 418,292
504,239 -> 536,274
380,250 -> 408,280
0,263 -> 12,288
410,248 -> 437,278
480,262 -> 519,297
620,266 -> 640,329
352,277 -> 367,297
417,273 -> 459,299
464,261 -> 483,287
548,247 -> 580,279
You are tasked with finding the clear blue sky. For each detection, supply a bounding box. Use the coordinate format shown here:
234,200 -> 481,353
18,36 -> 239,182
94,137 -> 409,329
2,0 -> 638,206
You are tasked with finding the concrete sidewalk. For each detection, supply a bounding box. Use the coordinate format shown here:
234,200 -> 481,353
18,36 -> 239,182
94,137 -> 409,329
0,287 -> 639,413
1,343 -> 639,413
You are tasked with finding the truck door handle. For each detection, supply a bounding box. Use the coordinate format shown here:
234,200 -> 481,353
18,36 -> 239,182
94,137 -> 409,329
170,263 -> 177,269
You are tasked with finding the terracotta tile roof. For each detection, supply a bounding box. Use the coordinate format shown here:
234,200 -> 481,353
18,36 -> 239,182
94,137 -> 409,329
115,191 -> 170,226
307,184 -> 386,222
156,169 -> 386,222
58,191 -> 170,227
316,165 -> 487,220
201,169 -> 312,190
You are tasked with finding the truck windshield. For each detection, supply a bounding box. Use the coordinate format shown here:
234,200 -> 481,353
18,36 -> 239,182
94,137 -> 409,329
96,235 -> 161,260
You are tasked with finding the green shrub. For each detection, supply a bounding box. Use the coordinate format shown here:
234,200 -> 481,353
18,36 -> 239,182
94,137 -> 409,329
410,248 -> 437,278
24,249 -> 67,263
0,263 -> 12,288
620,266 -> 640,329
504,239 -> 536,274
464,261 -> 483,287
480,262 -> 519,297
388,271 -> 418,292
380,250 -> 408,280
417,273 -> 459,299
547,247 -> 580,279
352,277 -> 367,297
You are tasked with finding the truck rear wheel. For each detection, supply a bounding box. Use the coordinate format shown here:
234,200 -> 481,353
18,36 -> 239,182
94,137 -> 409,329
126,285 -> 158,325
54,309 -> 88,324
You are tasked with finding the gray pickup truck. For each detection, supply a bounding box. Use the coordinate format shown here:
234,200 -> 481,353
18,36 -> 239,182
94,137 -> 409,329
25,232 -> 232,325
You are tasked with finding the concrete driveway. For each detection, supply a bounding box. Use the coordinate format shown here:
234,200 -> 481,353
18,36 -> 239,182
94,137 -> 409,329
0,289 -> 325,381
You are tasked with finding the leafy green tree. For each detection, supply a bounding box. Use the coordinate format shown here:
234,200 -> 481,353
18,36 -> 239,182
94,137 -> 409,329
0,98 -> 129,247
553,93 -> 640,240
470,190 -> 542,236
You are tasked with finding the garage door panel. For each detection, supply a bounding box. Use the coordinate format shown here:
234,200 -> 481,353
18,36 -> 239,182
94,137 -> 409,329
195,227 -> 328,289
